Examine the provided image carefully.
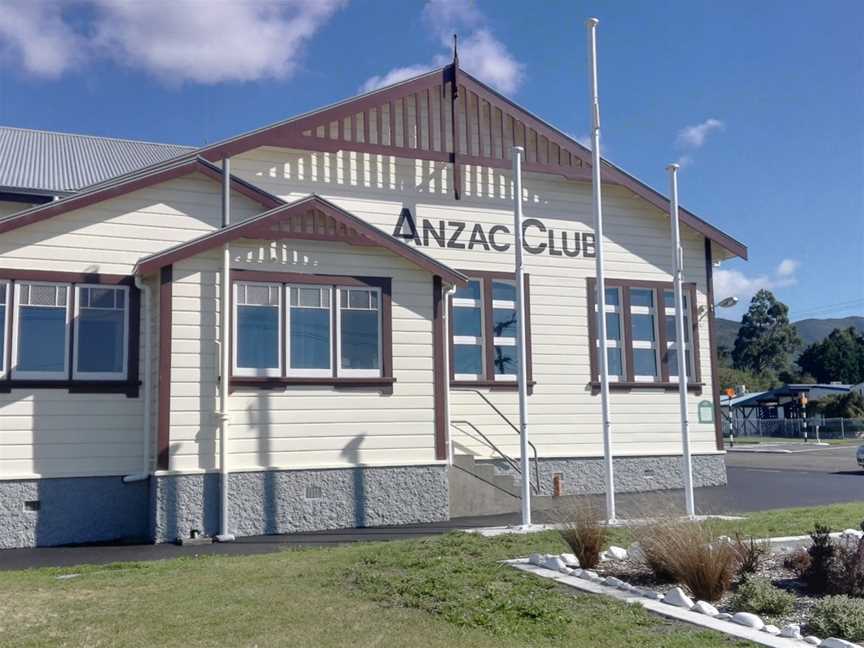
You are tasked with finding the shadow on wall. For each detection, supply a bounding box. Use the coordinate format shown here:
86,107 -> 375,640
341,434 -> 367,528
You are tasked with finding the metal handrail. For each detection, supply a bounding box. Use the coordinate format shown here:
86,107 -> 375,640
451,419 -> 523,477
452,389 -> 541,493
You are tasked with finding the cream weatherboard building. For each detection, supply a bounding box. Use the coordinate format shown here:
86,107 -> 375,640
0,65 -> 746,548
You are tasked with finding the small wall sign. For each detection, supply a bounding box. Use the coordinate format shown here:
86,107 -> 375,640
698,400 -> 714,424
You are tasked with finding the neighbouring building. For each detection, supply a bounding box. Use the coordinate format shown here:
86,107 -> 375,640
0,62 -> 746,548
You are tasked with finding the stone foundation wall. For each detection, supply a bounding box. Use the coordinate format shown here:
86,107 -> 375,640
0,476 -> 149,549
487,453 -> 727,497
151,465 -> 449,543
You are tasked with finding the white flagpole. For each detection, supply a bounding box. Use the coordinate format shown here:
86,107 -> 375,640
512,145 -> 532,528
667,163 -> 696,518
586,17 -> 616,523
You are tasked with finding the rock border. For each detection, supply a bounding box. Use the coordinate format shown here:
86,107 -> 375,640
508,554 -> 862,648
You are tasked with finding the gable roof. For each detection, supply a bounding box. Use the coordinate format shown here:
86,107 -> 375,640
0,156 -> 284,236
133,194 -> 467,286
0,126 -> 195,196
196,64 -> 746,260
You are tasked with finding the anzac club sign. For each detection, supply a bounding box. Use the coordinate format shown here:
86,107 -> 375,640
391,208 -> 596,258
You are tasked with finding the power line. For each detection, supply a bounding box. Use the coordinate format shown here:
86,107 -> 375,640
793,298 -> 864,319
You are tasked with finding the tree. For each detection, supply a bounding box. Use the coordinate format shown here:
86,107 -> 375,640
718,366 -> 781,393
732,290 -> 801,374
814,391 -> 864,419
798,327 -> 864,384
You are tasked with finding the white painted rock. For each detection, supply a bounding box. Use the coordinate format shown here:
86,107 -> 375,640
732,612 -> 764,630
763,625 -> 780,635
559,566 -> 574,575
603,576 -> 626,588
580,570 -> 599,581
662,587 -> 695,609
717,535 -> 733,544
715,613 -> 733,622
820,639 -> 860,648
608,545 -> 628,560
779,625 -> 802,639
560,553 -> 580,567
803,638 -> 821,646
599,551 -> 610,562
644,591 -> 664,601
692,601 -> 719,616
544,556 -> 566,571
529,553 -> 543,566
841,528 -> 864,539
570,568 -> 583,578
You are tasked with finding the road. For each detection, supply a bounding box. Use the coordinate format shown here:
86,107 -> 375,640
1,445 -> 861,570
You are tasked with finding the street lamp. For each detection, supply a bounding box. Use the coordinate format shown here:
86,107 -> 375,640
716,296 -> 738,309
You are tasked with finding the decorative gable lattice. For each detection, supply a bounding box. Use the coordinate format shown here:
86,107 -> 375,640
202,64 -> 593,199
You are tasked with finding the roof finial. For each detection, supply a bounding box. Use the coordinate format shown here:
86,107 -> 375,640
453,33 -> 459,65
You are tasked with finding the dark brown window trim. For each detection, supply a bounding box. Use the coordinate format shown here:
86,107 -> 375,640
229,270 -> 393,385
432,276 -> 447,460
587,277 -> 701,389
157,265 -> 173,471
704,239 -> 724,450
448,269 -> 534,389
0,270 -> 141,397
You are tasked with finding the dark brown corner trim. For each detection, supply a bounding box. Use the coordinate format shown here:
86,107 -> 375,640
433,275 -> 447,460
586,277 -> 702,391
157,265 -> 173,471
705,239 -> 724,450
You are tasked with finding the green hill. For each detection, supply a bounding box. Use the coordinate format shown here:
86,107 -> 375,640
715,316 -> 864,353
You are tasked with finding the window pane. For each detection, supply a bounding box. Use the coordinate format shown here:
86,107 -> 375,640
606,312 -> 620,340
664,290 -> 674,308
88,288 -> 117,309
341,310 -> 379,370
493,344 -> 517,376
17,306 -> 66,372
453,306 -> 481,337
630,288 -> 654,308
492,281 -> 516,302
296,287 -> 323,308
454,344 -> 483,375
0,284 -> 6,303
237,306 -> 279,369
348,289 -> 370,309
604,287 -> 619,306
634,348 -> 658,376
78,309 -> 124,373
606,347 -> 622,376
290,307 -> 329,369
0,304 -> 5,370
668,348 -> 693,378
665,315 -> 690,343
631,313 -> 656,342
454,280 -> 481,300
492,307 -> 517,338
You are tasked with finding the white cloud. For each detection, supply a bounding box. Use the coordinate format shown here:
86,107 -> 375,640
714,259 -> 800,313
676,118 -> 724,149
0,0 -> 346,84
0,2 -> 84,77
361,0 -> 524,94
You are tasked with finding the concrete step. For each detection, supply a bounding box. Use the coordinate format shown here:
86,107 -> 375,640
448,454 -> 523,518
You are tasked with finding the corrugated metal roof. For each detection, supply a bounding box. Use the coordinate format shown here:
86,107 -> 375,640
0,126 -> 195,195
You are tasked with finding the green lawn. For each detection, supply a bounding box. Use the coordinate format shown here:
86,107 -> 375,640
1,502 -> 862,648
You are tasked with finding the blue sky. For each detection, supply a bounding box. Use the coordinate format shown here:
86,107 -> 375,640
0,0 -> 861,321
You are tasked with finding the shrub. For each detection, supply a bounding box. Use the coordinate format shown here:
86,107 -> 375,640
557,503 -> 607,570
836,533 -> 864,598
808,596 -> 864,642
732,533 -> 769,578
783,548 -> 811,578
804,523 -> 841,594
633,518 -> 737,601
730,578 -> 795,618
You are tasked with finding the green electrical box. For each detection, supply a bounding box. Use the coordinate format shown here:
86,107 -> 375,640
698,400 -> 714,423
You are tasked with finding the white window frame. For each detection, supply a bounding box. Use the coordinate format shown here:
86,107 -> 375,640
452,279 -> 485,381
491,279 -> 517,381
336,285 -> 382,378
286,284 -> 333,378
0,280 -> 9,379
629,288 -> 661,383
596,286 -> 624,382
232,281 -> 282,378
664,290 -> 694,384
73,284 -> 129,380
11,281 -> 71,380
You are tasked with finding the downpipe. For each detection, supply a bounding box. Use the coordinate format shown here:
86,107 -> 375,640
123,275 -> 153,484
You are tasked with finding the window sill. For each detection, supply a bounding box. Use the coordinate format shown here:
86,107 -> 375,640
230,376 -> 396,394
0,380 -> 141,397
590,381 -> 703,395
451,380 -> 536,395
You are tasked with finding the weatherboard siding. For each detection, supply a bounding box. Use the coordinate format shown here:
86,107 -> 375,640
231,146 -> 720,460
166,240 -> 440,473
